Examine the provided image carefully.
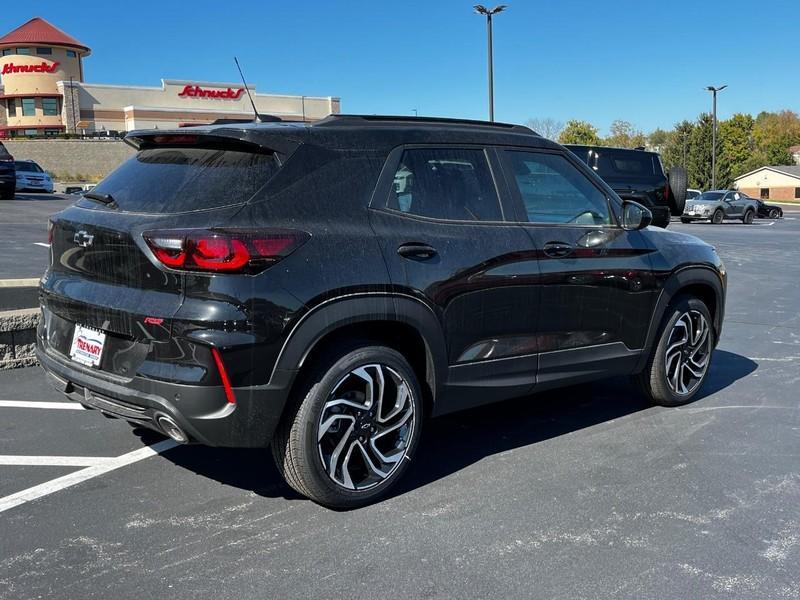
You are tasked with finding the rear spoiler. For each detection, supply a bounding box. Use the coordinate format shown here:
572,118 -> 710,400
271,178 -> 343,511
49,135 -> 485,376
124,126 -> 303,157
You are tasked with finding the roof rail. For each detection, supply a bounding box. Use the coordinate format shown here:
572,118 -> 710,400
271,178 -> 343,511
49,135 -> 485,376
314,114 -> 534,134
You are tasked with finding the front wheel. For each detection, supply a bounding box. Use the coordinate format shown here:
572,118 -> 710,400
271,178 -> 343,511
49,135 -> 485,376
680,217 -> 691,224
711,209 -> 724,224
272,344 -> 422,508
743,209 -> 755,224
769,208 -> 779,219
635,296 -> 715,406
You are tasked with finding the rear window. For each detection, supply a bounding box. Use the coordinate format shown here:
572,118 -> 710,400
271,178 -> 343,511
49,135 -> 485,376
597,152 -> 656,176
83,146 -> 279,213
16,161 -> 43,173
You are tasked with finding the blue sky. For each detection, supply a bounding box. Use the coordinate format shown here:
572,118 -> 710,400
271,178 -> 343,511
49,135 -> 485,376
14,0 -> 799,135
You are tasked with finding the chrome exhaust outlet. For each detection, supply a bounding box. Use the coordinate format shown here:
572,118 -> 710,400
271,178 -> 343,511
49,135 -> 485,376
155,414 -> 189,444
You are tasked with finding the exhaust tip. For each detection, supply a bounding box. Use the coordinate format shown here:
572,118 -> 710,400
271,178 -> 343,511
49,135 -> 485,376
155,414 -> 189,444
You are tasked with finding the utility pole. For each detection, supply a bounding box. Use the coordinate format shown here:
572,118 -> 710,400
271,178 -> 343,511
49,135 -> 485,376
474,5 -> 507,122
705,85 -> 727,189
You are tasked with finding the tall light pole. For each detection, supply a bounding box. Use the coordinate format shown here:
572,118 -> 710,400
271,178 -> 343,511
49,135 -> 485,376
705,85 -> 727,190
474,4 -> 507,122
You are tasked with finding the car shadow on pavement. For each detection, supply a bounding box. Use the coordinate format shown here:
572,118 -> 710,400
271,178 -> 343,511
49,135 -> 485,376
146,349 -> 757,505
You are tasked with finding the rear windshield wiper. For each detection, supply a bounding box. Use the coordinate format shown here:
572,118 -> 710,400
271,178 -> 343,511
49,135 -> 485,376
83,192 -> 117,208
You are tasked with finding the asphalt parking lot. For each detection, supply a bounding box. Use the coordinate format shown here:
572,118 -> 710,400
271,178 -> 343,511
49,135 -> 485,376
0,193 -> 73,279
1,207 -> 799,599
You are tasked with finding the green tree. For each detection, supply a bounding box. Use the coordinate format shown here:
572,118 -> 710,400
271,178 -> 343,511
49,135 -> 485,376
687,113 -> 718,190
604,119 -> 646,148
718,113 -> 755,186
660,120 -> 694,173
648,128 -> 670,152
558,120 -> 601,145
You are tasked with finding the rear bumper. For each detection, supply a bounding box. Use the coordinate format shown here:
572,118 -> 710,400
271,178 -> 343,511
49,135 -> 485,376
36,341 -> 295,448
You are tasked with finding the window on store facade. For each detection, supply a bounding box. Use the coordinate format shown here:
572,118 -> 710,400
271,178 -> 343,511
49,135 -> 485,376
6,99 -> 16,117
1,48 -> 12,56
36,47 -> 52,55
44,129 -> 61,137
760,188 -> 770,199
42,98 -> 59,116
66,50 -> 77,58
21,98 -> 36,117
795,187 -> 800,199
23,129 -> 38,137
16,47 -> 30,55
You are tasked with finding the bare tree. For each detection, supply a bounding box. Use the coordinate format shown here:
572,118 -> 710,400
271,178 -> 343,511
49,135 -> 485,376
525,117 -> 565,140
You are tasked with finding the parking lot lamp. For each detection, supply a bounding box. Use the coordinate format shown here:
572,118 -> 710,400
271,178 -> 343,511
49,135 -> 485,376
474,4 -> 507,122
705,85 -> 727,190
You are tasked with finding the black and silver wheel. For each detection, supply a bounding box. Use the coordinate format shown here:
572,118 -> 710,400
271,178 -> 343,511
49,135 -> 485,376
636,296 -> 714,406
769,208 -> 780,219
743,209 -> 755,224
272,344 -> 422,508
711,209 -> 724,224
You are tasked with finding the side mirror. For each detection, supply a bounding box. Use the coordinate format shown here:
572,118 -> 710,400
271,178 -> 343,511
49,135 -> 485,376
621,200 -> 652,231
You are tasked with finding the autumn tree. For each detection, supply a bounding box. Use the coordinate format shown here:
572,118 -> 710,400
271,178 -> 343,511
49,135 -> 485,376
604,120 -> 646,148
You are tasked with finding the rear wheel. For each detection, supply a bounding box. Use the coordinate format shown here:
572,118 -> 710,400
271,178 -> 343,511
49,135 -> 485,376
667,167 -> 688,215
0,187 -> 14,200
272,344 -> 422,508
636,296 -> 714,406
711,209 -> 724,224
743,209 -> 755,224
680,217 -> 691,224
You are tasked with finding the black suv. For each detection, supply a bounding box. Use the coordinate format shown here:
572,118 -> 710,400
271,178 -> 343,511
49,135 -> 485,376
0,141 -> 16,199
565,145 -> 687,228
38,116 -> 726,507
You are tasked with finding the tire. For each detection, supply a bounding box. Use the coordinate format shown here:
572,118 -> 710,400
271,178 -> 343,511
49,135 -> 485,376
0,187 -> 14,200
711,209 -> 724,224
680,217 -> 691,224
271,343 -> 423,508
635,296 -> 714,406
743,209 -> 755,224
667,167 -> 688,216
769,208 -> 779,219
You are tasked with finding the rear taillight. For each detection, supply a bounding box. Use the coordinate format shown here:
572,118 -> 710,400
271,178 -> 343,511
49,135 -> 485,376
664,182 -> 670,202
143,229 -> 309,274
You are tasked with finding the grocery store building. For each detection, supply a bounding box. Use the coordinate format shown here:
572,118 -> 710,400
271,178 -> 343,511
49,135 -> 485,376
0,17 -> 340,138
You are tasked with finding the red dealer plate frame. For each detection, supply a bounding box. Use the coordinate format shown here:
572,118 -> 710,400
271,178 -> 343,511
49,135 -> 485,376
69,324 -> 107,368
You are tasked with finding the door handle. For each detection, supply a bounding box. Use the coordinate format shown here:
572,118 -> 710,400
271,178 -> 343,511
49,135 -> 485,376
397,243 -> 438,261
542,241 -> 574,258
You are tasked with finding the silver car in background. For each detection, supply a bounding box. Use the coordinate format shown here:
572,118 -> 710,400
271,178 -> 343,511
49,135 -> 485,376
681,190 -> 759,224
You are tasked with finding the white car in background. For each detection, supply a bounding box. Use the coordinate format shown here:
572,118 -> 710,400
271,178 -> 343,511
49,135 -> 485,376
15,160 -> 54,193
686,188 -> 702,200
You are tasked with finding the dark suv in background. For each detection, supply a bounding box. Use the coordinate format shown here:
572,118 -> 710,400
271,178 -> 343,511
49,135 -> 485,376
565,145 -> 687,228
38,116 -> 726,507
0,141 -> 16,199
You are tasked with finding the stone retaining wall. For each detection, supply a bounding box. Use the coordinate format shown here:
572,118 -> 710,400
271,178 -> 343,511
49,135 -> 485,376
2,139 -> 134,180
0,308 -> 40,370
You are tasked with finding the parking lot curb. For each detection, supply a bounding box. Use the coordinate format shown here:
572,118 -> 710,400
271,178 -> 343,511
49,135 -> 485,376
0,308 -> 40,370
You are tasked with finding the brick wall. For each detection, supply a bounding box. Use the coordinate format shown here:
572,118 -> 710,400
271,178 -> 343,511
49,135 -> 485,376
1,139 -> 135,180
739,187 -> 800,201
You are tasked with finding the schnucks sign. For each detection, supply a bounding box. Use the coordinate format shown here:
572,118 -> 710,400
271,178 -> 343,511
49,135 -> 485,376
1,61 -> 60,75
177,85 -> 245,100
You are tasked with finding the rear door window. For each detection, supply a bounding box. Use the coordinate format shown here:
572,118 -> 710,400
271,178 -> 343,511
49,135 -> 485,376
387,147 -> 503,221
82,146 -> 279,213
597,151 -> 656,176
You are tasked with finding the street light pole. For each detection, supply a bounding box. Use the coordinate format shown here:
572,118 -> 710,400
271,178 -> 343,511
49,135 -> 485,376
474,5 -> 507,122
705,85 -> 727,189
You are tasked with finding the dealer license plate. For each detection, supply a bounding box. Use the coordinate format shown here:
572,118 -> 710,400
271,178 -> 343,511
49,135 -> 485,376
69,325 -> 107,367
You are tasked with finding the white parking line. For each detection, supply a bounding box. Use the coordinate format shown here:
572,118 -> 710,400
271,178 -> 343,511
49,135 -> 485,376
0,400 -> 85,410
0,439 -> 178,514
0,455 -> 117,467
33,242 -> 50,248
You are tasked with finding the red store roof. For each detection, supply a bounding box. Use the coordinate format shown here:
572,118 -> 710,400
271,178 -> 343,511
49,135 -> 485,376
0,17 -> 90,54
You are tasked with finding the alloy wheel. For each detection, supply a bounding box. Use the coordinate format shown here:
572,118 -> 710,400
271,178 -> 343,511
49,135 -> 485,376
664,310 -> 712,396
317,364 -> 415,490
